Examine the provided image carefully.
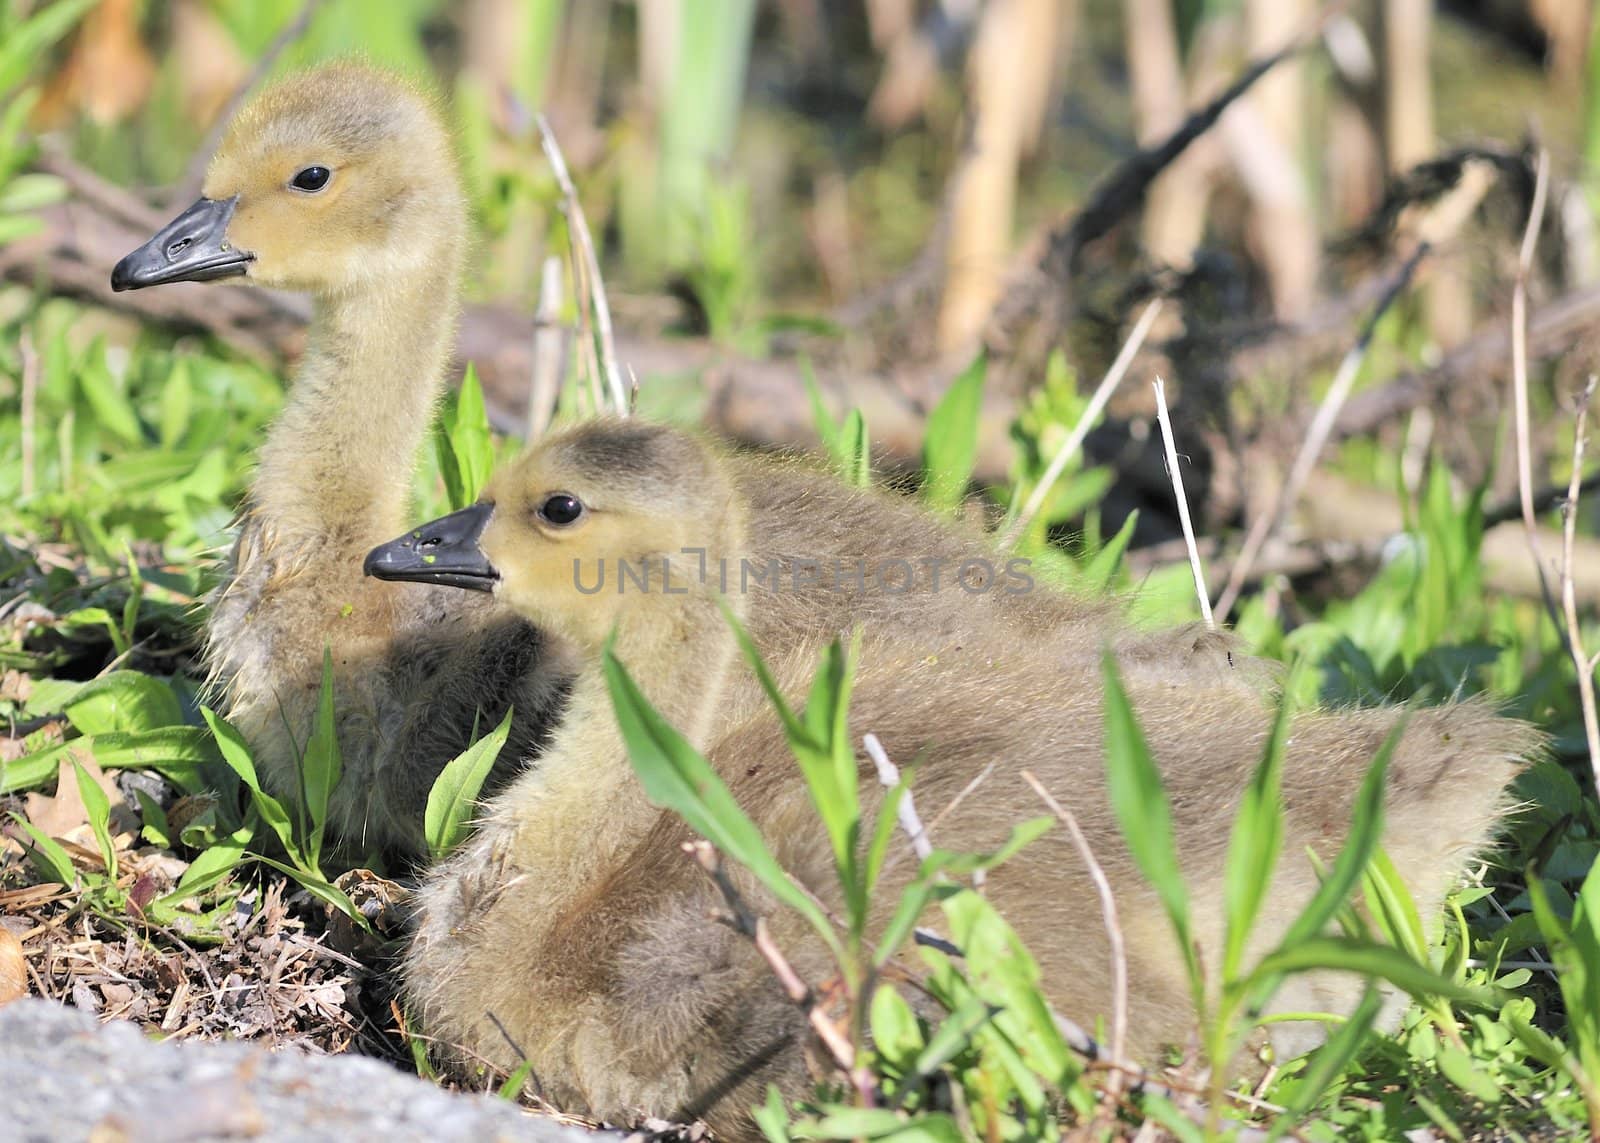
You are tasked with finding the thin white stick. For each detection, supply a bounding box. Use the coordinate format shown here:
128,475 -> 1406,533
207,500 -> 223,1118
535,114 -> 628,418
1560,376 -> 1600,797
1001,297 -> 1164,549
1512,150 -> 1563,637
1022,770 -> 1128,1090
865,733 -> 931,862
1152,377 -> 1215,629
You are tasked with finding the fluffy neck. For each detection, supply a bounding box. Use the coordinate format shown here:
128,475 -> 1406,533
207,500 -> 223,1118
251,264 -> 460,557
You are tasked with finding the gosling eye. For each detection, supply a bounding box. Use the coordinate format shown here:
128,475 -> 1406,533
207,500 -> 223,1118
290,166 -> 332,193
538,493 -> 585,527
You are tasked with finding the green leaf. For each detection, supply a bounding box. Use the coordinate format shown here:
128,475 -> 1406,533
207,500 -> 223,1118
63,671 -> 183,735
1277,719 -> 1404,949
910,991 -> 994,1078
72,759 -> 117,880
603,645 -> 839,956
1267,985 -> 1383,1141
156,826 -> 253,907
77,348 -> 143,446
202,707 -> 298,859
252,852 -> 367,926
425,708 -> 513,858
9,813 -> 77,889
839,409 -> 870,488
136,789 -> 171,848
921,354 -> 985,512
497,1058 -> 537,1101
1079,509 -> 1139,591
869,982 -> 926,1069
1250,936 -> 1492,1007
159,359 -> 194,448
752,1085 -> 794,1143
0,727 -> 219,795
300,648 -> 343,869
1222,676 -> 1295,983
1101,651 -> 1196,994
0,0 -> 96,94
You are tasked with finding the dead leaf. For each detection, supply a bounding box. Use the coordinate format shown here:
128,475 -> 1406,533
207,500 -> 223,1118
0,928 -> 26,1007
0,669 -> 33,704
23,753 -> 128,842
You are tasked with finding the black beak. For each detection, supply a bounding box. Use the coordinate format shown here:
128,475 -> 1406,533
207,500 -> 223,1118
111,196 -> 253,291
364,502 -> 499,592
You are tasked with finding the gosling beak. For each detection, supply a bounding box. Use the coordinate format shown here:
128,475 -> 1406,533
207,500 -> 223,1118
111,196 -> 252,291
364,502 -> 499,593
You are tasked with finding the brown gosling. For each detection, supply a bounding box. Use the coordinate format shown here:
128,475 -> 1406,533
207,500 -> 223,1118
110,63 -> 578,858
367,419 -> 1537,1139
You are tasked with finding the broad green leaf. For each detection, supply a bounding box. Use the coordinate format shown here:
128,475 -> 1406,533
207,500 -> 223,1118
603,645 -> 839,955
156,826 -> 253,907
136,790 -> 171,848
63,671 -> 183,735
0,727 -> 218,795
202,707 -> 297,859
910,991 -> 994,1078
1101,651 -> 1196,993
425,708 -> 513,857
72,759 -> 117,880
752,1085 -> 794,1143
77,349 -> 143,446
939,888 -> 1076,1088
870,983 -> 925,1069
921,354 -> 985,512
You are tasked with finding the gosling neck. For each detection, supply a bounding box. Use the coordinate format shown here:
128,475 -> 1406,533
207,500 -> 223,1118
251,261 -> 461,557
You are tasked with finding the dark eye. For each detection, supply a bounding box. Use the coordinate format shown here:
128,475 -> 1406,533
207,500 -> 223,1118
538,494 -> 584,526
291,166 -> 331,192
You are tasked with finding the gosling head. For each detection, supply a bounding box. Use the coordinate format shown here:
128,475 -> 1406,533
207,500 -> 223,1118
364,420 -> 742,649
111,61 -> 465,295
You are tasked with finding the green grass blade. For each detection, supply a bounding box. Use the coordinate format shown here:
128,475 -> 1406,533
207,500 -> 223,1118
1266,985 -> 1383,1140
202,706 -> 297,858
603,645 -> 840,956
300,648 -> 343,870
1249,936 -> 1492,1007
71,759 -> 116,881
9,813 -> 78,889
1222,677 -> 1295,983
1101,650 -> 1196,992
921,354 -> 985,512
425,708 -> 513,858
1278,718 -> 1404,949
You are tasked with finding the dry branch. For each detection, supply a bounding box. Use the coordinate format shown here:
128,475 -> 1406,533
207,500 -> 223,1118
1560,377 -> 1600,796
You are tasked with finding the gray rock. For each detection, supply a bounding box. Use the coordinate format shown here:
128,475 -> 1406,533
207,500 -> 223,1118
0,999 -> 600,1143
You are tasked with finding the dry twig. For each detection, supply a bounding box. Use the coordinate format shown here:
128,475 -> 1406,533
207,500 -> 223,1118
535,114 -> 627,418
1021,770 -> 1129,1089
1001,297 -> 1164,549
683,840 -> 858,1077
1561,376 -> 1600,796
1152,376 -> 1215,629
1510,150 -> 1564,639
